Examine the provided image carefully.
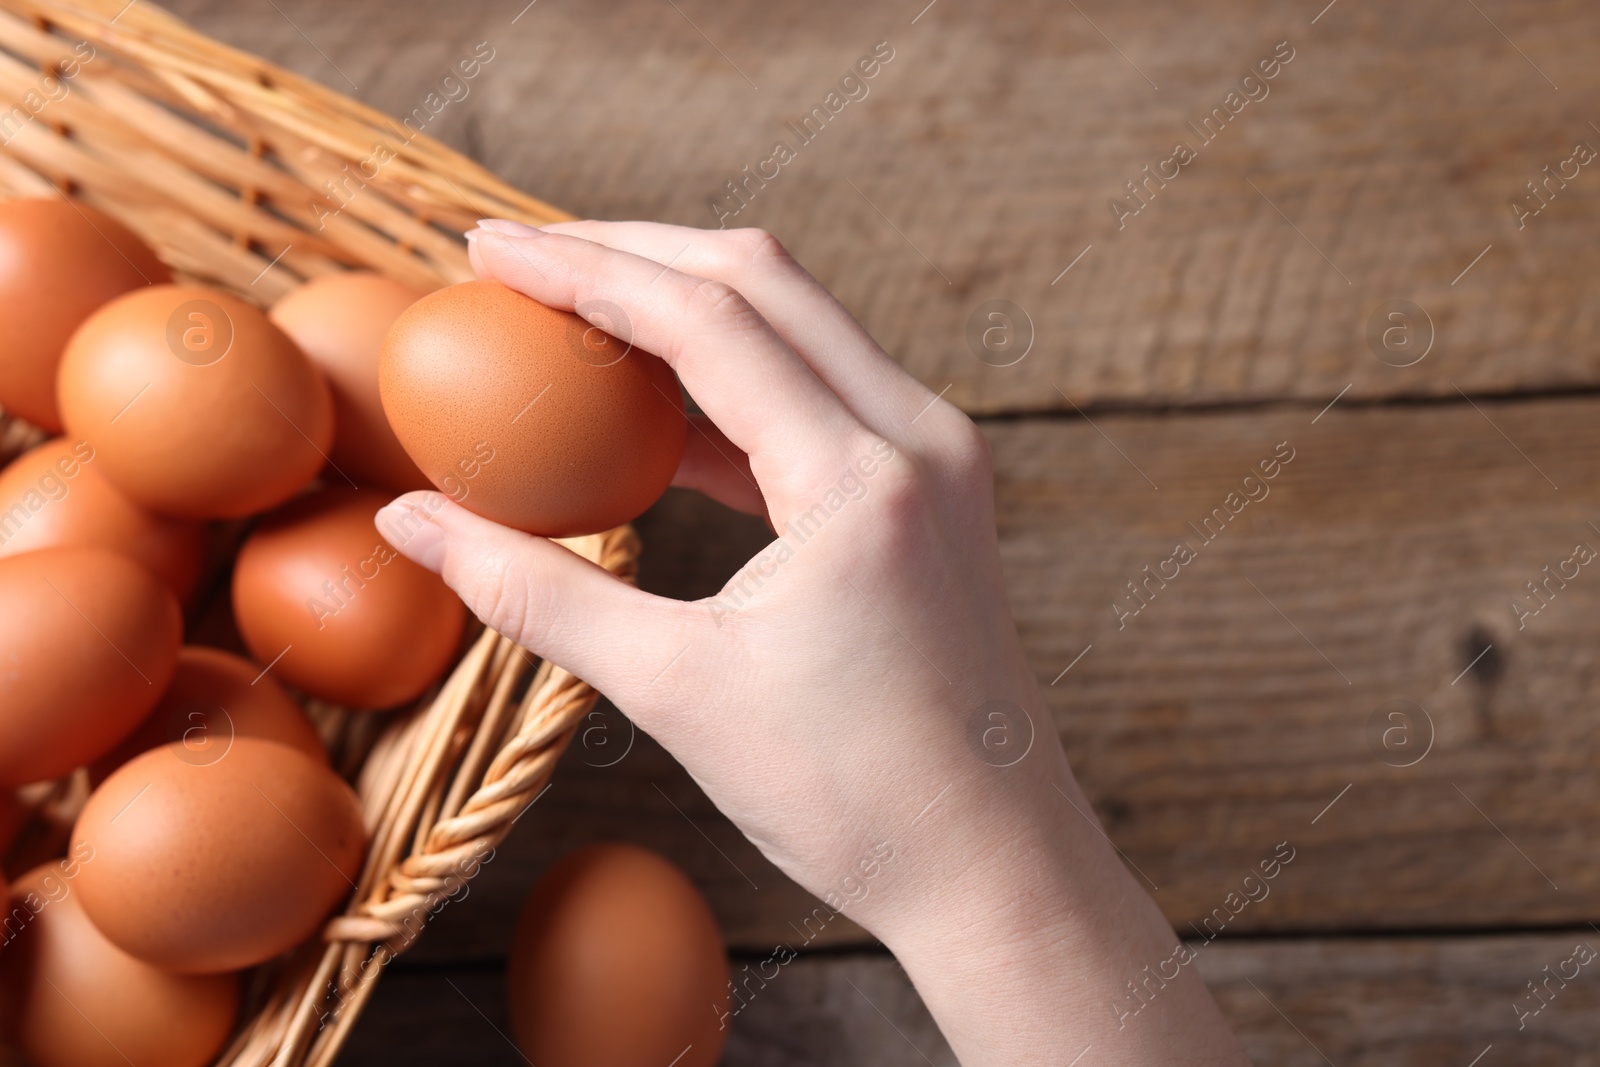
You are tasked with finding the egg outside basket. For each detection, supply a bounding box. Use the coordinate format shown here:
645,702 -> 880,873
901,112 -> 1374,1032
0,2 -> 638,1064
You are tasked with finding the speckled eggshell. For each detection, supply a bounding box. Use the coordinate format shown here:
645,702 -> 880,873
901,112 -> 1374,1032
57,285 -> 333,519
0,437 -> 206,601
0,864 -> 239,1067
269,272 -> 432,492
507,843 -> 731,1067
0,198 -> 170,432
0,547 -> 182,787
89,645 -> 325,786
71,738 -> 366,974
232,487 -> 466,709
379,280 -> 687,537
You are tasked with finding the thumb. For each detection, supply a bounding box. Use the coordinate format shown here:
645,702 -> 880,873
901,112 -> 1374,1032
374,492 -> 688,702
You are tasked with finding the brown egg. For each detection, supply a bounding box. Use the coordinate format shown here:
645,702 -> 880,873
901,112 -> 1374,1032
0,547 -> 182,787
233,487 -> 465,709
0,862 -> 239,1067
71,738 -> 365,974
57,284 -> 333,519
507,843 -> 730,1067
89,645 -> 325,786
0,437 -> 206,600
0,198 -> 170,432
270,271 -> 431,492
379,280 -> 687,537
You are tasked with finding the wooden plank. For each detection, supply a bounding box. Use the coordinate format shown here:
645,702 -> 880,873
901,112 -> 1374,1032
338,956 -> 959,1066
342,933 -> 1600,1065
336,967 -> 522,1067
167,0 -> 1600,413
993,395 -> 1600,935
1201,933 -> 1600,1067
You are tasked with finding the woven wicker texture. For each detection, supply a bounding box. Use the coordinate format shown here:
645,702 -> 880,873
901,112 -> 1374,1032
0,2 -> 636,1064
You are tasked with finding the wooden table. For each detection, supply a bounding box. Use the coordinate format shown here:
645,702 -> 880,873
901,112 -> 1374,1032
166,0 -> 1600,1062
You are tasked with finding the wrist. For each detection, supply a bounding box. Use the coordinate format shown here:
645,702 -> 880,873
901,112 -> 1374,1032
859,742 -> 1245,1066
871,749 -> 1113,972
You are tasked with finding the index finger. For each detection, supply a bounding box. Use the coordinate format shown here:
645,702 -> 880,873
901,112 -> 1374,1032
467,225 -> 873,498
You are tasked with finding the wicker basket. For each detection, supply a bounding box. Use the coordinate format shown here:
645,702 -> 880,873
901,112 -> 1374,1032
0,2 -> 639,1064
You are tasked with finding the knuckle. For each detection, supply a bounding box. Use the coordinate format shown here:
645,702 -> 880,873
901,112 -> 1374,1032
946,417 -> 994,484
465,556 -> 547,652
871,450 -> 929,524
683,277 -> 763,334
727,227 -> 793,270
853,458 -> 933,562
915,402 -> 993,485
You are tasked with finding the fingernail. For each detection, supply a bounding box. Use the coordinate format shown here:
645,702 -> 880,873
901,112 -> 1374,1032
477,218 -> 545,237
375,499 -> 447,571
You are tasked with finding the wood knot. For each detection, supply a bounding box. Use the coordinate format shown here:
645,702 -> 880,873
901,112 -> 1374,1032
1460,625 -> 1504,687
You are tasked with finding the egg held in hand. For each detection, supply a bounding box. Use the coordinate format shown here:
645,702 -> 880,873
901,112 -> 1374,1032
0,197 -> 170,432
0,436 -> 206,601
71,738 -> 366,974
0,547 -> 182,787
0,863 -> 239,1067
379,280 -> 687,537
507,843 -> 731,1067
233,487 -> 466,709
270,271 -> 431,492
57,284 -> 333,519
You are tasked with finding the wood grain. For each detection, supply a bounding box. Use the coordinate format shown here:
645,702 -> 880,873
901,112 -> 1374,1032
342,932 -> 1600,1066
165,0 -> 1600,414
997,395 -> 1600,936
1201,933 -> 1600,1067
335,956 -> 961,1067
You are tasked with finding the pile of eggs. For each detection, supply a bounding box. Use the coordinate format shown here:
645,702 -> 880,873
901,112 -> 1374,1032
0,197 -> 695,1067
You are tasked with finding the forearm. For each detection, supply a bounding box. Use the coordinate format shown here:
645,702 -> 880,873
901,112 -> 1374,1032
870,747 -> 1247,1065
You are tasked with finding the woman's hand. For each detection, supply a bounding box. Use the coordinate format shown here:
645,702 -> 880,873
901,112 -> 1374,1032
376,218 -> 1246,1066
